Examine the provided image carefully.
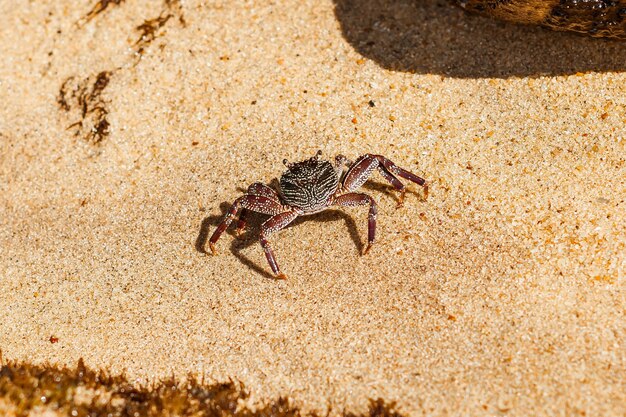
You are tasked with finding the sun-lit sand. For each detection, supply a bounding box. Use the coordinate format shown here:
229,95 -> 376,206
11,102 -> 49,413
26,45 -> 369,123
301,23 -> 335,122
1,0 -> 624,415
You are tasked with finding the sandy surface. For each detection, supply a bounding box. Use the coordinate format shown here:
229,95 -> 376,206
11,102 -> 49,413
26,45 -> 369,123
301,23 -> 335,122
1,0 -> 625,415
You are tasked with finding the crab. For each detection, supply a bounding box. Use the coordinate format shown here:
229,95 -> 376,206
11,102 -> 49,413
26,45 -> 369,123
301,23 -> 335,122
207,151 -> 428,279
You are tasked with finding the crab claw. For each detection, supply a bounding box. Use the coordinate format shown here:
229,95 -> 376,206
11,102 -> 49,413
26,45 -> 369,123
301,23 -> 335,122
208,242 -> 218,255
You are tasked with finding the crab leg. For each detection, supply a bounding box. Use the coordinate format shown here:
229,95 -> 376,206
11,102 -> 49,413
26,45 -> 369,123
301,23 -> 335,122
377,155 -> 428,200
342,154 -> 428,205
234,208 -> 249,237
232,183 -> 282,236
259,210 -> 300,279
375,167 -> 408,208
208,194 -> 284,254
247,182 -> 281,200
333,192 -> 378,255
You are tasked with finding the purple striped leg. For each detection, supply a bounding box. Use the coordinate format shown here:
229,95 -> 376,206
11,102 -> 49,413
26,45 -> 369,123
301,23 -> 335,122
333,192 -> 378,255
208,192 -> 284,255
342,154 -> 428,207
233,183 -> 282,237
247,182 -> 282,200
260,210 -> 300,279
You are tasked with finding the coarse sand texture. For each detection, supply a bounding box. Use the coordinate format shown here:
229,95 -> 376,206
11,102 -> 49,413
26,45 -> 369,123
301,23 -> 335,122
0,0 -> 624,416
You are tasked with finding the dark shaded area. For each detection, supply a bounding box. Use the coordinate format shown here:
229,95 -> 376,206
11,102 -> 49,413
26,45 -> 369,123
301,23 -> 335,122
0,354 -> 404,417
333,0 -> 626,77
58,71 -> 112,144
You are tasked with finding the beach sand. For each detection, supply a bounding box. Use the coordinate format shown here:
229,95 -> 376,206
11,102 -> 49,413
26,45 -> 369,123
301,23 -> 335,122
1,0 -> 624,415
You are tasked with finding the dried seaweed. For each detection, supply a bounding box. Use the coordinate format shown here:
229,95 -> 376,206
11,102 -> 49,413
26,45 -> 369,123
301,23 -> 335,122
0,353 -> 403,417
57,71 -> 112,144
83,0 -> 126,23
135,13 -> 173,53
134,0 -> 186,57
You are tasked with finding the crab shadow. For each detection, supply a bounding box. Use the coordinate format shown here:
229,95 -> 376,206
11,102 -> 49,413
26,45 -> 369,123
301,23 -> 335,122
333,0 -> 626,78
196,202 -> 365,280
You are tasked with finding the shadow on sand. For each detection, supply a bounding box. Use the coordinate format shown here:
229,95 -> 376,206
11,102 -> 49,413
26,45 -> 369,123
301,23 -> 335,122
333,0 -> 626,78
196,203 -> 363,280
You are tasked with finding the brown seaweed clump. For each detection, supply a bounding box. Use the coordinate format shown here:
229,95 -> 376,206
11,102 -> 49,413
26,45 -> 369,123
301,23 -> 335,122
83,0 -> 126,23
134,0 -> 186,57
57,71 -> 112,145
0,353 -> 403,417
